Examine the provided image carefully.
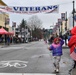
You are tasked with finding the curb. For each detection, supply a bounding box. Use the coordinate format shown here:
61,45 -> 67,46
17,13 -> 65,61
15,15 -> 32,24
62,46 -> 69,49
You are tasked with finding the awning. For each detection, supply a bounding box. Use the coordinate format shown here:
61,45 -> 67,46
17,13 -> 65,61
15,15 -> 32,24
0,28 -> 8,34
7,31 -> 14,35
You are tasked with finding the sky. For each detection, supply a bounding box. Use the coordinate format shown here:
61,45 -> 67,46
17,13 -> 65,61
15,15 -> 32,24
2,0 -> 76,29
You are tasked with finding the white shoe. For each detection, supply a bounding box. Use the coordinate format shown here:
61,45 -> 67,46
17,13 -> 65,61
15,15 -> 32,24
56,69 -> 59,73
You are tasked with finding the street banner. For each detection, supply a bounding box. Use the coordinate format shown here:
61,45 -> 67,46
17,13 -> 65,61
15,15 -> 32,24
12,22 -> 16,27
0,5 -> 59,14
58,19 -> 62,25
74,15 -> 76,21
61,13 -> 65,21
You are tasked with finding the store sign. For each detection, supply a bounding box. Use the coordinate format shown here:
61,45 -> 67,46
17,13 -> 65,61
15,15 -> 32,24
0,5 -> 59,14
58,19 -> 62,25
74,15 -> 76,21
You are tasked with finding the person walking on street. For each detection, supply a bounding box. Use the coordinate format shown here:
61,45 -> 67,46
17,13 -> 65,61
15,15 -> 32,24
68,30 -> 71,41
48,34 -> 54,44
64,34 -> 67,45
48,37 -> 64,73
7,35 -> 10,45
68,26 -> 76,69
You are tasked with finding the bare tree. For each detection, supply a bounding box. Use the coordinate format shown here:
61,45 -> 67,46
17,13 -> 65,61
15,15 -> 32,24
27,15 -> 43,39
28,15 -> 42,30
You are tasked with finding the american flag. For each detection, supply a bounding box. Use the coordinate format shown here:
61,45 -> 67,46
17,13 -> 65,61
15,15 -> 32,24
70,48 -> 76,61
6,7 -> 12,11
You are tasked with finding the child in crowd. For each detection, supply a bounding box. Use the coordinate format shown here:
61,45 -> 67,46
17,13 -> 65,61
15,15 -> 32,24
48,37 -> 64,73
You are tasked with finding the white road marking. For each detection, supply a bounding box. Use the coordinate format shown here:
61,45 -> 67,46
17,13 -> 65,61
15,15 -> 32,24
0,73 -> 56,75
0,47 -> 30,50
0,60 -> 28,68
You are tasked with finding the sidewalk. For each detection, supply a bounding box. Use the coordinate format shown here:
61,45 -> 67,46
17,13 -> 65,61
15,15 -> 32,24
62,45 -> 69,49
62,42 -> 76,75
0,43 -> 25,48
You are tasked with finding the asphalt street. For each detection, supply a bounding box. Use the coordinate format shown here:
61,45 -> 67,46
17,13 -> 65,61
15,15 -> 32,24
0,41 -> 74,75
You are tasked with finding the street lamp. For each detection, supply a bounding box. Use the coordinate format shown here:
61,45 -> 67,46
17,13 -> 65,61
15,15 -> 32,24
72,1 -> 75,27
61,22 -> 62,35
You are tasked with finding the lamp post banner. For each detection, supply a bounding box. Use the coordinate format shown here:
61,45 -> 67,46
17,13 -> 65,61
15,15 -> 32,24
12,22 -> 16,27
0,5 -> 59,14
61,13 -> 65,21
58,19 -> 62,25
74,15 -> 76,21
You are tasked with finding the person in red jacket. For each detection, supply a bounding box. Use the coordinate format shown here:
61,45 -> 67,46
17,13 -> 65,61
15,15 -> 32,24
68,26 -> 76,69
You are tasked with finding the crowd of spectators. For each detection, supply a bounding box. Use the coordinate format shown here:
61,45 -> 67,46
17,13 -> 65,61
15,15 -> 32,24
48,32 -> 71,46
0,34 -> 40,45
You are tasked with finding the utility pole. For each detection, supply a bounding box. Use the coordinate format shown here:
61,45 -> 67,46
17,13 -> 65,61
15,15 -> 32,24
5,18 -> 7,44
73,1 -> 75,27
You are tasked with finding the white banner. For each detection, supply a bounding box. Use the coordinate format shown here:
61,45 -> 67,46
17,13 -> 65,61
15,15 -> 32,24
0,5 -> 59,14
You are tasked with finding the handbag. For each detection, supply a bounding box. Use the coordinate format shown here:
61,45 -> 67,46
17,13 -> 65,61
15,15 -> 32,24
70,46 -> 76,61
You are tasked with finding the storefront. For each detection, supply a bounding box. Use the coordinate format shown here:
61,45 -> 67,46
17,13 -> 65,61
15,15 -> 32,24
0,0 -> 10,32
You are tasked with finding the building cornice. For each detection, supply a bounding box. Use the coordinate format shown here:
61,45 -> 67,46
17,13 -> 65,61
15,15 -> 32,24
0,0 -> 7,6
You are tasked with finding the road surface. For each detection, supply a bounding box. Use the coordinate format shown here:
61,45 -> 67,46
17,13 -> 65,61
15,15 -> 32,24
0,41 -> 74,75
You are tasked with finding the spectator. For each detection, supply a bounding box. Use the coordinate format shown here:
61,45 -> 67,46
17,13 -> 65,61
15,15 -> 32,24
7,35 -> 10,45
68,26 -> 76,69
